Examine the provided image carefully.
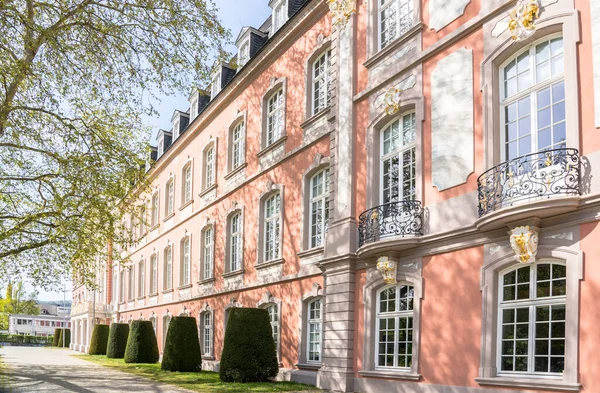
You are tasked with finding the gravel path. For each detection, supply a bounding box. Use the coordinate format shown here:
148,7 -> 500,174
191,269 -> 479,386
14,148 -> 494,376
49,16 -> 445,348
0,346 -> 192,393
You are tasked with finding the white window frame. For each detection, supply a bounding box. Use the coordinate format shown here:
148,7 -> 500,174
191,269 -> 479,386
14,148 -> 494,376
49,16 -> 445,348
312,50 -> 332,116
150,253 -> 157,294
309,169 -> 330,249
139,205 -> 146,237
182,163 -> 193,204
263,193 -> 281,262
499,34 -> 565,162
231,122 -> 245,170
211,72 -> 221,99
307,298 -> 323,363
190,97 -> 198,120
165,178 -> 174,217
128,267 -> 135,301
271,0 -> 288,34
138,259 -> 145,298
202,311 -> 213,357
157,136 -> 164,157
180,236 -> 191,286
151,192 -> 159,228
375,282 -> 415,370
378,0 -> 414,50
204,145 -> 215,189
496,261 -> 567,377
173,119 -> 180,139
238,39 -> 251,67
266,89 -> 284,146
229,212 -> 242,272
164,246 -> 173,291
202,226 -> 214,280
379,111 -> 417,205
264,304 -> 280,356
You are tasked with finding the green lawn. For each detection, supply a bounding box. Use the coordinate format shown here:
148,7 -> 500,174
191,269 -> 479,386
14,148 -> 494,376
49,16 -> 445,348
79,355 -> 320,393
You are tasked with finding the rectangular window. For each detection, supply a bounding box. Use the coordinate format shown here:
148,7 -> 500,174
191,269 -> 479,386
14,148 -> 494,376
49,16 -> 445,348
308,299 -> 322,363
138,261 -> 145,297
164,247 -> 173,291
183,165 -> 192,204
190,97 -> 198,119
267,89 -> 284,146
272,0 -> 288,33
128,267 -> 135,301
381,112 -> 416,204
151,193 -> 159,227
150,254 -> 157,294
211,72 -> 221,99
173,119 -> 180,139
203,227 -> 214,280
119,270 -> 125,302
264,194 -> 281,262
376,284 -> 414,369
181,237 -> 190,286
380,0 -> 414,49
166,180 -> 174,216
239,41 -> 250,67
310,169 -> 330,248
204,147 -> 215,188
232,123 -> 245,170
229,213 -> 242,272
313,50 -> 332,115
139,206 -> 146,237
203,312 -> 213,356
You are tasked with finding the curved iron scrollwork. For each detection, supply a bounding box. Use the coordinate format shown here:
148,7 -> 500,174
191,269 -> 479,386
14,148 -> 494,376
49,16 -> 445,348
477,148 -> 581,217
358,201 -> 423,247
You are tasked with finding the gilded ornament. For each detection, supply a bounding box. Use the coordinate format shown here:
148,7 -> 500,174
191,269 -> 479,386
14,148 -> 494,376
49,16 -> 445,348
384,87 -> 403,115
327,0 -> 355,28
376,256 -> 397,285
508,0 -> 540,41
509,226 -> 539,264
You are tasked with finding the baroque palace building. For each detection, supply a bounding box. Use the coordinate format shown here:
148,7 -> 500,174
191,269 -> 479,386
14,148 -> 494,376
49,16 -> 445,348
71,0 -> 600,391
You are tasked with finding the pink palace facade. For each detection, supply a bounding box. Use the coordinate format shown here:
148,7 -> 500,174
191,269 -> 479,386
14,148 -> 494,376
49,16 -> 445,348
71,0 -> 600,391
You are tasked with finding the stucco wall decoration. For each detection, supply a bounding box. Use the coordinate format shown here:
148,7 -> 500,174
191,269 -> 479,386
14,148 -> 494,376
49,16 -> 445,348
508,0 -> 540,41
431,47 -> 474,191
327,0 -> 355,28
376,256 -> 397,285
429,0 -> 470,31
509,226 -> 539,263
373,74 -> 416,110
384,87 -> 403,115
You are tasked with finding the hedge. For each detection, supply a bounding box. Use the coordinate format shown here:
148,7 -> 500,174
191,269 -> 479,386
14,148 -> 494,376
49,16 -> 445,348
0,334 -> 52,346
124,320 -> 159,364
88,325 -> 110,355
52,329 -> 62,346
106,323 -> 129,359
57,328 -> 70,347
219,308 -> 278,382
161,317 -> 201,372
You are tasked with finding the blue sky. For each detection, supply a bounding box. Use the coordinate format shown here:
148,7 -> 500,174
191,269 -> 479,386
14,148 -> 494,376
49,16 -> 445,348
33,0 -> 273,302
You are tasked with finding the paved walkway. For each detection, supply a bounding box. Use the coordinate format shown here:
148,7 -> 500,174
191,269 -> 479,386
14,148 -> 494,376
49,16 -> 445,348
0,346 -> 192,393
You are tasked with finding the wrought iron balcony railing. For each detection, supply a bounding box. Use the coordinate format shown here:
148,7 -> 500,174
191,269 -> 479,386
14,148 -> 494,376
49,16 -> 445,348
358,201 -> 423,247
477,148 -> 581,217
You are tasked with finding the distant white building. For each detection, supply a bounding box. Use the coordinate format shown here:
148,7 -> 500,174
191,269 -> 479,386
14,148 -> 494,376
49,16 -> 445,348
8,314 -> 71,337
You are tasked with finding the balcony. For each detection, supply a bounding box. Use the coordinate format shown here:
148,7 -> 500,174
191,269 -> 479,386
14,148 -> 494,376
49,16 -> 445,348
357,201 -> 423,257
476,148 -> 581,230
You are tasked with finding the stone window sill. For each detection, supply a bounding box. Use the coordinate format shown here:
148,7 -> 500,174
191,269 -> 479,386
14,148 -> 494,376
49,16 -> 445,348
199,184 -> 217,198
177,284 -> 192,290
222,269 -> 244,279
363,23 -> 423,69
301,108 -> 330,131
179,200 -> 193,211
136,296 -> 146,300
161,289 -> 173,294
297,247 -> 324,259
147,293 -> 158,298
224,163 -> 247,180
202,355 -> 215,361
150,224 -> 160,232
296,363 -> 321,371
359,370 -> 421,381
255,258 -> 285,270
162,213 -> 175,222
475,377 -> 581,391
198,277 -> 215,285
257,136 -> 287,158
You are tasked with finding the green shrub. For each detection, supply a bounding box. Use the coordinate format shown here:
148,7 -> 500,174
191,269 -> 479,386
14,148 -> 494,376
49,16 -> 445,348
124,320 -> 159,364
161,317 -> 201,372
219,308 -> 278,383
106,323 -> 129,359
88,325 -> 110,355
52,329 -> 62,346
0,334 -> 51,346
57,328 -> 70,347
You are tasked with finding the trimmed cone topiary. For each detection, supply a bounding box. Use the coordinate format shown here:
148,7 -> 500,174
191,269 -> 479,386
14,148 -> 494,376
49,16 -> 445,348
161,317 -> 201,372
88,325 -> 110,355
106,323 -> 130,359
58,328 -> 70,348
124,320 -> 159,364
219,308 -> 278,382
52,329 -> 62,346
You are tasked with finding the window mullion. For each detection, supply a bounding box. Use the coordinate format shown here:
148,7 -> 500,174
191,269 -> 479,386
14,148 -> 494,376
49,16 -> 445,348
528,305 -> 535,373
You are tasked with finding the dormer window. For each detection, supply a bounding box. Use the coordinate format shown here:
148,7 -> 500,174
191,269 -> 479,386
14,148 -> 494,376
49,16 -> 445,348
211,72 -> 222,99
238,40 -> 250,68
173,119 -> 180,139
190,96 -> 198,120
158,136 -> 164,157
271,0 -> 288,34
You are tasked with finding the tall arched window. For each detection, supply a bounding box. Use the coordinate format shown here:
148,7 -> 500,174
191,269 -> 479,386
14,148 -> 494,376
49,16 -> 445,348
180,236 -> 191,286
201,311 -> 213,357
307,298 -> 323,363
376,283 -> 414,369
229,212 -> 242,272
163,246 -> 173,291
312,49 -> 332,115
501,35 -> 565,161
380,111 -> 416,205
266,89 -> 284,146
264,193 -> 281,262
182,163 -> 193,204
498,261 -> 566,375
309,169 -> 330,248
